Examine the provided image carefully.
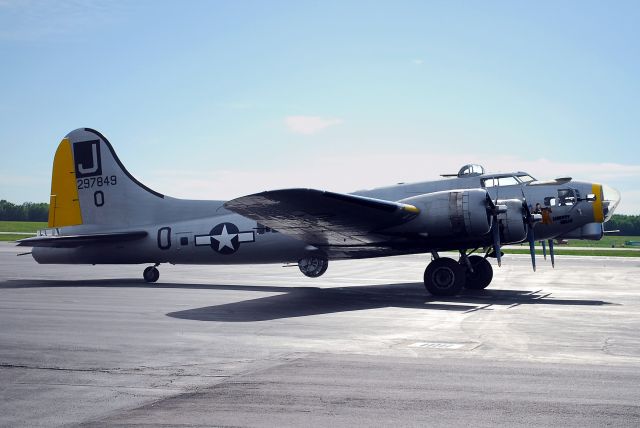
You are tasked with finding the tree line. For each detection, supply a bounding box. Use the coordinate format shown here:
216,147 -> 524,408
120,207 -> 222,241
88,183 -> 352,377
0,200 -> 49,222
1,199 -> 639,235
605,214 -> 640,236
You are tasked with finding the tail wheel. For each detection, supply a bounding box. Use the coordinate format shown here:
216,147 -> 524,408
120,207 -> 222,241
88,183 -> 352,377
298,257 -> 329,278
143,266 -> 160,283
424,257 -> 465,296
464,255 -> 493,290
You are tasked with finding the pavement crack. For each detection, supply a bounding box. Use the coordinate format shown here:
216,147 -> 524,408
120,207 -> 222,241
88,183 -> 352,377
0,362 -> 231,378
0,363 -> 116,373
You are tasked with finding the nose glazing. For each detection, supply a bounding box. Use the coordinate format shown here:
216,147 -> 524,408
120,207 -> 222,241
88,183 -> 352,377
601,184 -> 621,222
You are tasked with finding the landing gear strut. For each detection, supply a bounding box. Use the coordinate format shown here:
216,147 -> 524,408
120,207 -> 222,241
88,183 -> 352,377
143,264 -> 160,283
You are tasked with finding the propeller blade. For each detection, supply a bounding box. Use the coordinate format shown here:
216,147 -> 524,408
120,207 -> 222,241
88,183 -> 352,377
548,239 -> 555,268
527,225 -> 536,272
485,192 -> 505,268
541,240 -> 547,260
486,193 -> 496,210
520,194 -> 541,272
492,220 -> 502,267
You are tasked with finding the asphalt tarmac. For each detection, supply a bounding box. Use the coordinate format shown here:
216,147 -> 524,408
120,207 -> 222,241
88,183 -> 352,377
1,243 -> 639,427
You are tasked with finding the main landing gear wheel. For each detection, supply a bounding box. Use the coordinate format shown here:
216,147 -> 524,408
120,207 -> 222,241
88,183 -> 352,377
464,255 -> 493,290
143,266 -> 160,283
298,256 -> 329,278
424,257 -> 465,296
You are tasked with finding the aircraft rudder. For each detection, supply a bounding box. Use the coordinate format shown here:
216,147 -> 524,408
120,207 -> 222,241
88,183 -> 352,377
48,136 -> 83,228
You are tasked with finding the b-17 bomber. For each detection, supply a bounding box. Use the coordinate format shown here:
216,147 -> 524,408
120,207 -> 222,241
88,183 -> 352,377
17,128 -> 621,296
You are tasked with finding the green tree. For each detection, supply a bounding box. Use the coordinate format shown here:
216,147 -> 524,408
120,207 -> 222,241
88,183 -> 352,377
606,214 -> 640,236
0,200 -> 49,221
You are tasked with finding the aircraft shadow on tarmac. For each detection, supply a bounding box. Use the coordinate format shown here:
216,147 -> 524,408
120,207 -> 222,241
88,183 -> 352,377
1,279 -> 613,322
164,283 -> 615,322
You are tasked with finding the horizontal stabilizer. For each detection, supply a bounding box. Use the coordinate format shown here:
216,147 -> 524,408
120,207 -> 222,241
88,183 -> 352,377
16,231 -> 148,248
225,189 -> 419,246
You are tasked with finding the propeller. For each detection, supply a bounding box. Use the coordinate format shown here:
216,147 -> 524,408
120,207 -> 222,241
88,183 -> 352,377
540,239 -> 557,267
486,194 -> 507,267
521,199 -> 542,272
492,219 -> 502,267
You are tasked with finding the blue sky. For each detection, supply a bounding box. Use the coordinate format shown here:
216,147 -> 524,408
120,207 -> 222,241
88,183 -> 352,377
1,0 -> 639,213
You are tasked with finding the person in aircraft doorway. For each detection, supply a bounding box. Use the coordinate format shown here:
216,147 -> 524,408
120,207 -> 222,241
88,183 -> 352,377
534,203 -> 542,214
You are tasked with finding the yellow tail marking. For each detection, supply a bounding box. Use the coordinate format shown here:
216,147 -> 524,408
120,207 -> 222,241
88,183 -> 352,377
592,183 -> 604,223
48,138 -> 82,227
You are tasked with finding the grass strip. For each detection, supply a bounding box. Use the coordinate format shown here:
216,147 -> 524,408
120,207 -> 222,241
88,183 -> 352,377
503,249 -> 640,257
0,234 -> 35,242
0,221 -> 47,233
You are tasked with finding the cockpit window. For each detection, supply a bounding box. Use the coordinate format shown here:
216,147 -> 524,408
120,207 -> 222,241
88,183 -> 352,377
516,174 -> 535,183
482,176 -> 520,187
558,189 -> 576,206
497,176 -> 520,186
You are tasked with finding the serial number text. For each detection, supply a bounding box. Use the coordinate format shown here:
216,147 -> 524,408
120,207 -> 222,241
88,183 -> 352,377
77,175 -> 117,189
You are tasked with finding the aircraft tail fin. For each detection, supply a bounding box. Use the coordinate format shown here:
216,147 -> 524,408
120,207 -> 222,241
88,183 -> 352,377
48,136 -> 83,227
48,128 -> 165,228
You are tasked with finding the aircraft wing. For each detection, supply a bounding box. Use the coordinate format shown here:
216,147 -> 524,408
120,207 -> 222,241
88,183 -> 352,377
16,231 -> 148,248
224,189 -> 420,246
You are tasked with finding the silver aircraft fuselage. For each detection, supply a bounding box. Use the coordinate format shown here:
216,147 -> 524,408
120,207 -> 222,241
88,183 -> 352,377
33,173 -> 613,265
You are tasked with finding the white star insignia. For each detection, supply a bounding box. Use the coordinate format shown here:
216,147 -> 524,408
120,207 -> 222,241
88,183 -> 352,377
211,225 -> 237,251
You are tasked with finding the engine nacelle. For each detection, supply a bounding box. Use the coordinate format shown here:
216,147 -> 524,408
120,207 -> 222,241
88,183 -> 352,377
396,189 -> 491,238
496,199 -> 527,244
